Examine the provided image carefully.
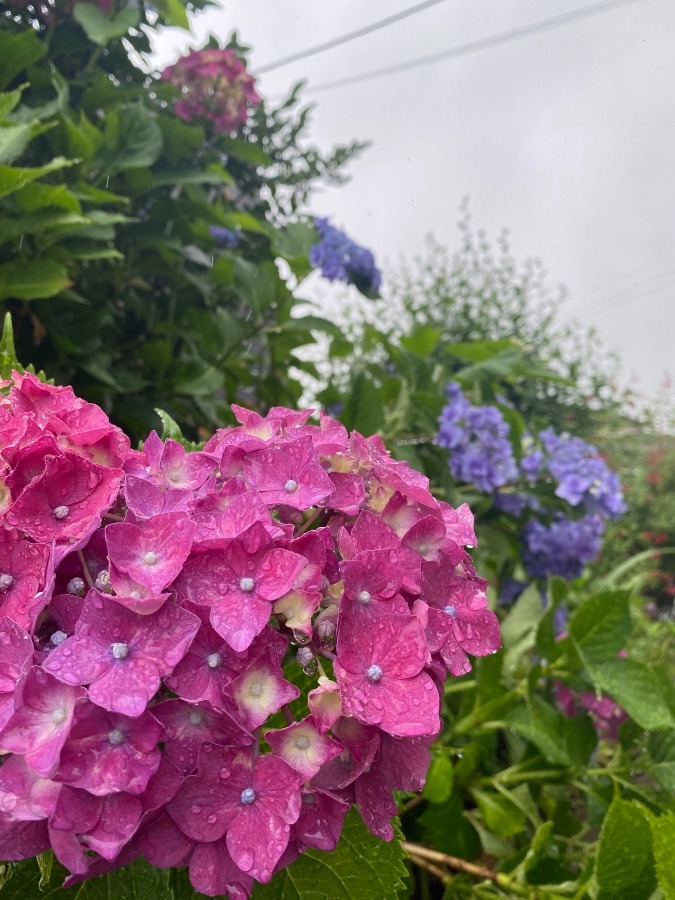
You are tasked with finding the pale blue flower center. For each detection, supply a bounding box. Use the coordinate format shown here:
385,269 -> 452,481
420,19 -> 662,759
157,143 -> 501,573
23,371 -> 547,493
111,642 -> 129,660
0,574 -> 14,591
189,711 -> 204,726
239,577 -> 255,593
240,787 -> 256,805
66,577 -> 85,595
284,479 -> 298,493
142,551 -> 158,566
444,605 -> 457,618
367,664 -> 383,683
358,590 -> 371,604
53,505 -> 69,520
207,652 -> 221,668
51,631 -> 68,646
108,727 -> 125,745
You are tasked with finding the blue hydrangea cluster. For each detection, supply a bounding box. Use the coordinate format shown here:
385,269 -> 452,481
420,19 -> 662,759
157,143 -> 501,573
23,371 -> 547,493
539,428 -> 626,520
522,514 -> 605,581
209,225 -> 239,248
310,217 -> 382,294
437,383 -> 518,492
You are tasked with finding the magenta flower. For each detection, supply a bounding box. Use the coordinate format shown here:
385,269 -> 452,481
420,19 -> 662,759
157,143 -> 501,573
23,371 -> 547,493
106,512 -> 194,595
335,609 -> 440,737
293,788 -> 350,852
50,787 -> 142,864
178,522 -> 304,651
56,702 -> 163,795
418,559 -> 500,675
0,753 -> 60,822
266,716 -> 343,780
0,529 -> 50,630
244,436 -> 334,510
0,617 -> 34,732
152,699 -> 252,775
6,453 -> 121,544
0,667 -> 84,776
231,652 -> 300,730
168,745 -> 301,882
43,591 -> 200,717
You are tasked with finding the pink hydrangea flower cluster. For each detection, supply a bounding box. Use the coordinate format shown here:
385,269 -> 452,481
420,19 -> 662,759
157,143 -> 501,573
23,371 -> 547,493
161,48 -> 261,135
0,373 -> 500,897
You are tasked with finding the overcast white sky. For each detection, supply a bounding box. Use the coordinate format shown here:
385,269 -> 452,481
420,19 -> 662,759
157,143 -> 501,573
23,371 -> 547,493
152,0 -> 675,397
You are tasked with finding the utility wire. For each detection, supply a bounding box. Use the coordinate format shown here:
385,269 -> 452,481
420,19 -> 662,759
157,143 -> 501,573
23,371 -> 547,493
304,0 -> 640,94
254,0 -> 449,75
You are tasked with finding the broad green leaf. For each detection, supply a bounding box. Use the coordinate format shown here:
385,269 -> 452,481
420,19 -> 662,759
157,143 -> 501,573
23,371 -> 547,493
569,590 -> 631,668
589,658 -> 675,731
0,30 -> 45,91
15,182 -> 82,214
422,755 -> 454,804
103,104 -> 163,174
155,0 -> 190,28
344,371 -> 384,436
594,797 -> 655,899
0,123 -> 33,165
472,788 -> 526,837
154,408 -> 183,442
233,258 -> 278,314
0,856 -> 174,899
445,338 -> 520,362
507,696 -> 571,766
0,158 -> 75,200
73,3 -> 140,45
646,731 -> 675,793
221,137 -> 272,167
0,85 -> 27,121
253,809 -> 407,899
401,325 -> 442,357
0,312 -> 22,378
0,260 -> 70,301
0,211 -> 89,245
272,221 -> 317,260
72,183 -> 128,206
650,810 -> 675,899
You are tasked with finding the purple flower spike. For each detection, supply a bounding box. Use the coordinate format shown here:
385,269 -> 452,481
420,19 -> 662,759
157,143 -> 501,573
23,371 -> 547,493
335,609 -> 440,738
0,667 -> 84,777
56,701 -> 163,796
43,591 -> 200,717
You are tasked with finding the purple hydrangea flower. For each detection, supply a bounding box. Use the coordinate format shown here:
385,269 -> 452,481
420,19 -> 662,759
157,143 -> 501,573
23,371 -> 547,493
310,218 -> 382,294
522,514 -> 604,580
209,226 -> 239,248
437,383 -> 518,492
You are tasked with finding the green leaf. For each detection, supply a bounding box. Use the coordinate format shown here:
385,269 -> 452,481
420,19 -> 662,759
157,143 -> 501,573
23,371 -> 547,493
233,258 -> 278,314
154,407 -> 183,442
594,797 -> 655,899
344,371 -> 384,436
221,137 -> 272,166
400,325 -> 442,357
646,731 -> 675,793
569,590 -> 631,668
445,338 -> 520,362
0,122 -> 34,164
650,810 -> 675,899
103,104 -> 163,174
0,260 -> 70,301
0,312 -> 22,378
253,808 -> 407,899
272,221 -> 317,260
73,3 -> 141,45
15,182 -> 82,214
0,856 -> 174,899
0,157 -> 75,200
422,755 -> 454,804
0,85 -> 27,121
589,658 -> 675,731
507,695 -> 571,766
155,0 -> 190,28
472,788 -> 526,837
0,30 -> 46,91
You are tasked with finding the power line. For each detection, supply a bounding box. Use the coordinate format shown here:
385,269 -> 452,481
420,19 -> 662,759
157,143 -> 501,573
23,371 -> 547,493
304,0 -> 640,94
254,0 -> 449,75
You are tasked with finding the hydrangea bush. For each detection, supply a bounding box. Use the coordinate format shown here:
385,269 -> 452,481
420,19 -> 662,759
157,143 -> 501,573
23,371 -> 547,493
0,365 -> 499,896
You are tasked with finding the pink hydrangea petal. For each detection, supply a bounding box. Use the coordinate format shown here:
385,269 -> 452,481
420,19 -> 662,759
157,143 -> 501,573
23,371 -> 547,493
189,837 -> 254,899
